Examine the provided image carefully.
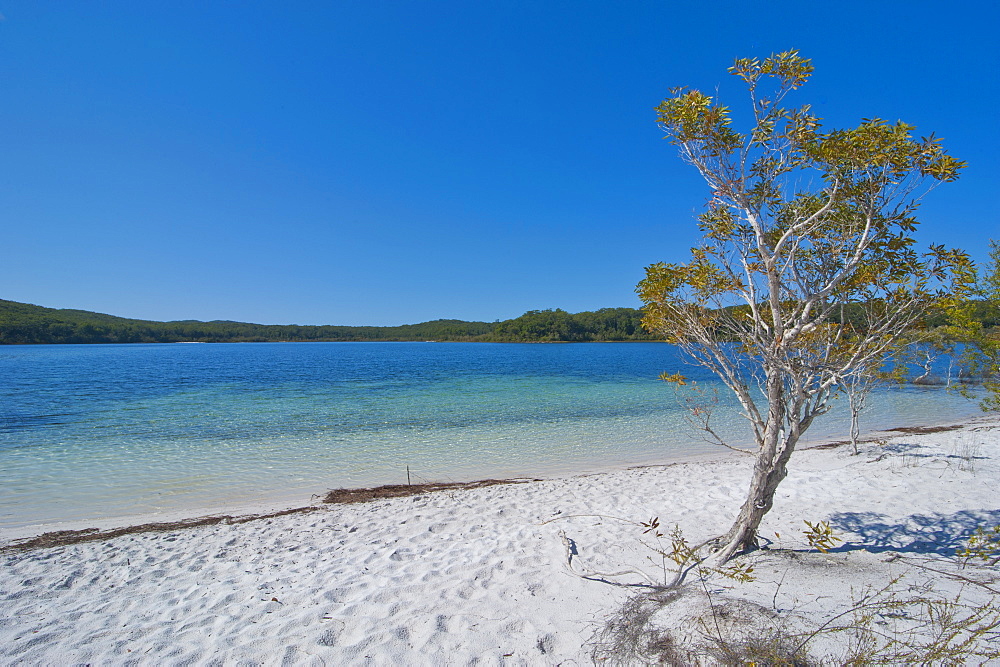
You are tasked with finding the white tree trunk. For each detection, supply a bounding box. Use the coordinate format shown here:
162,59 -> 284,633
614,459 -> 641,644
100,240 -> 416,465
709,431 -> 798,564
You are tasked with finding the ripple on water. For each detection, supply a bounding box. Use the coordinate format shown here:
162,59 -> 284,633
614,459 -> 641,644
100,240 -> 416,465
0,342 -> 982,528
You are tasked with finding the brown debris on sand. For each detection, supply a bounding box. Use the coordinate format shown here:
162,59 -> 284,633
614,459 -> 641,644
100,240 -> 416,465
809,423 -> 966,450
886,424 -> 964,435
323,478 -> 533,504
2,478 -> 538,554
1,506 -> 323,554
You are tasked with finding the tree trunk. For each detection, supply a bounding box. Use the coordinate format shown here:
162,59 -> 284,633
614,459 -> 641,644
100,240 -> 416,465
708,423 -> 800,565
848,390 -> 862,456
850,409 -> 861,456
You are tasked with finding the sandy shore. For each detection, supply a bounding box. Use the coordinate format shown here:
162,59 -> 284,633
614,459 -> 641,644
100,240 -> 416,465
2,414 -> 998,664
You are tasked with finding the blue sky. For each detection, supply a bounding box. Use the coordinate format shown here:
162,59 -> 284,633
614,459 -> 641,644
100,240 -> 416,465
2,1 -> 997,326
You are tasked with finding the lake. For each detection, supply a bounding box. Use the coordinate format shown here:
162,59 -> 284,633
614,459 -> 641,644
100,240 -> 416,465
0,342 -> 982,530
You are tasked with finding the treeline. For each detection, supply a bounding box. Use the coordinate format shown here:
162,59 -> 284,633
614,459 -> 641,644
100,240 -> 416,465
717,301 -> 999,332
486,308 -> 653,342
0,300 -> 654,344
4,298 -> 996,346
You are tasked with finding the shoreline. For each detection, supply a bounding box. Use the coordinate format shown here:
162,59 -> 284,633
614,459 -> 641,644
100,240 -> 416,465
1,413 -> 989,548
2,412 -> 998,663
3,340 -> 984,539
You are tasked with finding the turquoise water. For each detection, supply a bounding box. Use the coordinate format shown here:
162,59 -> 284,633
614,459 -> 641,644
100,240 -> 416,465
0,342 -> 982,529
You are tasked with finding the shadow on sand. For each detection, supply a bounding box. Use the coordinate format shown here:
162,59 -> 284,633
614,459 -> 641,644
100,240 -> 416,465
827,508 -> 1000,556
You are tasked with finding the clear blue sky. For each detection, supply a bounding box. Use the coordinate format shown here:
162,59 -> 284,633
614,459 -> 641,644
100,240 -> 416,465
2,1 -> 997,326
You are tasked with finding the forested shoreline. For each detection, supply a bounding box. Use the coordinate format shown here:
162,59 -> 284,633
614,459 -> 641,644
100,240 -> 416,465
0,299 -> 655,344
4,298 -> 996,346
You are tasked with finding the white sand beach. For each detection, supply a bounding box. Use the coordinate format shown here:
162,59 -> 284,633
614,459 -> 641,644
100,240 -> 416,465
2,415 -> 999,665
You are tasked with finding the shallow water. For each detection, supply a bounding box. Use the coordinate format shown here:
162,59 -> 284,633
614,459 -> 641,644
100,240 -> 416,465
0,342 -> 981,528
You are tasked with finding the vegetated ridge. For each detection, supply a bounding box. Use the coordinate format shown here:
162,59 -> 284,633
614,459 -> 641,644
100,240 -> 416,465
4,299 -> 995,346
0,299 -> 655,344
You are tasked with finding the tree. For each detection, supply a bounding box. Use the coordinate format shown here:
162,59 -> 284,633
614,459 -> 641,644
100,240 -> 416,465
982,242 -> 1000,409
636,51 -> 973,565
839,361 -> 879,456
945,239 -> 1000,409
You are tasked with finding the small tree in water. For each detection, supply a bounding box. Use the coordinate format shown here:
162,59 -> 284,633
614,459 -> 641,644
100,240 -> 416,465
637,51 -> 974,565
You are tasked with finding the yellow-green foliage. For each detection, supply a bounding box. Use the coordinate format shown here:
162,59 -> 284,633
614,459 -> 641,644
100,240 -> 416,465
803,520 -> 842,553
637,50 -> 978,563
957,524 -> 1000,566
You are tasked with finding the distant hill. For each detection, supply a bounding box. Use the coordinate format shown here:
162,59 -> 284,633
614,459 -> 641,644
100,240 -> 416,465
0,300 -> 655,344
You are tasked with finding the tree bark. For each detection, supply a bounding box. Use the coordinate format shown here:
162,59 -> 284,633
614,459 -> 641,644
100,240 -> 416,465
709,416 -> 800,565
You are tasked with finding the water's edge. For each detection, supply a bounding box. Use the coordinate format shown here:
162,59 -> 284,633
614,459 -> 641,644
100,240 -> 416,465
4,411 -> 993,544
1,342 -> 984,537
